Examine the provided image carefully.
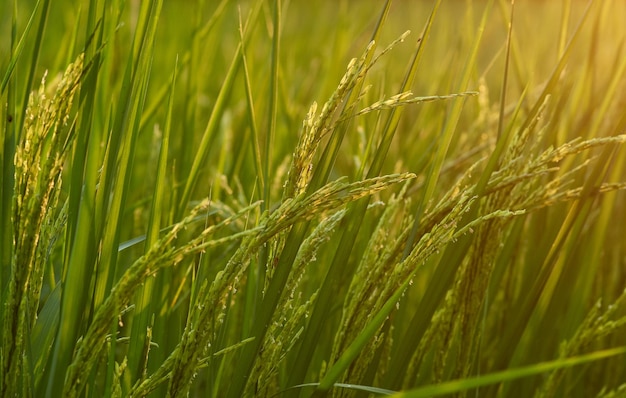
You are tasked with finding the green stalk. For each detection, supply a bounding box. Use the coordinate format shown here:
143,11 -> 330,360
17,0 -> 51,138
263,0 -> 281,211
0,0 -> 19,302
126,57 -> 178,386
0,0 -> 19,394
239,4 -> 264,340
0,0 -> 41,94
46,1 -> 162,396
176,1 -> 262,219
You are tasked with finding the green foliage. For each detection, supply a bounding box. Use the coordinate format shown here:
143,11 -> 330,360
1,0 -> 626,397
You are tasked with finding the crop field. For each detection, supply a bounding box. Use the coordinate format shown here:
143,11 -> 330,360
1,0 -> 626,397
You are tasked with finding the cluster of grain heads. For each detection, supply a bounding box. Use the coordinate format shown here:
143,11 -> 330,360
1,53 -> 84,398
124,172 -> 415,397
246,210 -> 346,396
282,34 -> 381,203
61,198 -> 261,397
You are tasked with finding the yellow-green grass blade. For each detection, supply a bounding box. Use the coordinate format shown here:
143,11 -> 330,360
30,284 -> 61,391
390,346 -> 626,398
287,382 -> 395,397
557,0 -> 572,57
